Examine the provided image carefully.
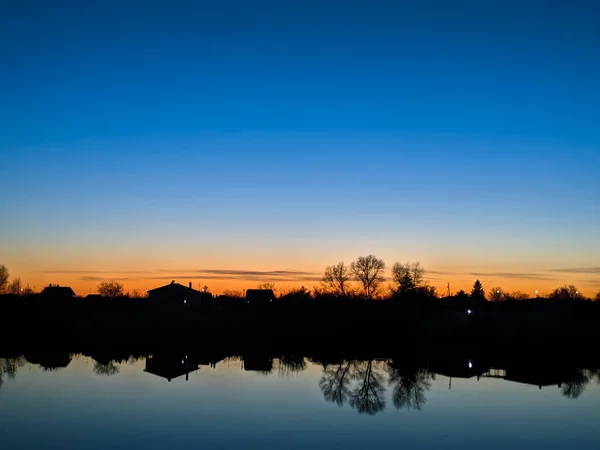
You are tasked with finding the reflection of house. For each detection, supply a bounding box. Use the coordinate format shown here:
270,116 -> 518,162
242,356 -> 273,372
41,286 -> 76,301
147,281 -> 210,308
502,366 -> 569,389
245,289 -> 275,306
25,352 -> 72,370
144,354 -> 200,382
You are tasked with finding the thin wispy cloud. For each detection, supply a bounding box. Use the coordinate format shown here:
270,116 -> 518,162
47,270 -> 150,274
78,276 -> 131,281
549,267 -> 600,274
469,272 -> 559,281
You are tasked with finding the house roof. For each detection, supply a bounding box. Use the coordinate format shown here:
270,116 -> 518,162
41,286 -> 76,297
85,294 -> 104,299
148,281 -> 198,293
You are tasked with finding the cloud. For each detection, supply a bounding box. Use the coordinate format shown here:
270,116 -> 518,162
78,276 -> 131,281
154,268 -> 318,277
469,272 -> 559,281
144,274 -> 323,283
548,267 -> 600,274
46,270 -> 150,274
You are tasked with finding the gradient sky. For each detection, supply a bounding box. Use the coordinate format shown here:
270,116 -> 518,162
1,1 -> 599,296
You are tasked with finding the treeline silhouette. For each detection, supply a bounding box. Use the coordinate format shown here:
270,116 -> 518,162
2,339 -> 600,416
2,258 -> 600,345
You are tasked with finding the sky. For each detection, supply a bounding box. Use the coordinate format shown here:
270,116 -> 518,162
1,0 -> 599,296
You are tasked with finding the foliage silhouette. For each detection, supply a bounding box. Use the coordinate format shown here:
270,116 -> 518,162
471,280 -> 485,301
93,361 -> 120,376
97,281 -> 125,299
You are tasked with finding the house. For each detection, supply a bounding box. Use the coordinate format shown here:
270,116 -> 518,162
25,351 -> 72,370
85,294 -> 104,300
147,280 -> 210,308
40,286 -> 76,301
144,354 -> 200,382
245,289 -> 275,306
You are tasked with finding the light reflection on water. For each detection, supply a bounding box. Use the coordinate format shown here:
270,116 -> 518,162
1,354 -> 600,450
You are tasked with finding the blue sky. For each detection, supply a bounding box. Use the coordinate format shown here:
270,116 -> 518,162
1,1 -> 599,294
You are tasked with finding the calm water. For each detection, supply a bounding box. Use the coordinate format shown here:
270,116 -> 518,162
1,354 -> 599,449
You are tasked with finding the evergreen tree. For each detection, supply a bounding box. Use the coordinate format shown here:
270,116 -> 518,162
471,280 -> 485,301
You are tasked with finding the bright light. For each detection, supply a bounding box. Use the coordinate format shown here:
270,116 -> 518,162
184,300 -> 187,304
467,309 -> 472,315
181,360 -> 184,364
468,361 -> 473,369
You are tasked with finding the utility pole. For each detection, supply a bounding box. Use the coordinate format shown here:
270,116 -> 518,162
447,283 -> 451,297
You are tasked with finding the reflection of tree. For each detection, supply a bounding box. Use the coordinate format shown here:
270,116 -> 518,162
93,361 -> 120,376
348,360 -> 386,415
278,355 -> 307,377
0,357 -> 27,393
387,361 -> 434,411
562,369 -> 590,399
319,361 -> 353,407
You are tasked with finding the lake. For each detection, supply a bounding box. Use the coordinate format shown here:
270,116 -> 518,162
1,352 -> 599,449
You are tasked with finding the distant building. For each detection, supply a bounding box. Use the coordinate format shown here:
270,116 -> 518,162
40,286 -> 76,301
144,354 -> 200,382
85,294 -> 104,301
245,289 -> 275,306
147,280 -> 210,308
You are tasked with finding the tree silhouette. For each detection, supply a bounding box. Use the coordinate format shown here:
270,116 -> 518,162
595,290 -> 600,302
507,291 -> 530,301
319,361 -> 353,407
6,278 -> 21,295
0,265 -> 9,293
97,281 -> 125,298
471,280 -> 485,301
348,360 -> 386,415
93,361 -> 120,376
277,355 -> 307,377
321,262 -> 352,297
549,285 -> 581,300
488,287 -> 504,302
455,289 -> 469,299
387,362 -> 434,410
561,369 -> 590,399
257,282 -> 276,291
350,255 -> 386,300
391,261 -> 424,294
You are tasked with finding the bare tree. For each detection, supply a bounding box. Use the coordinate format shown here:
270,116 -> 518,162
128,289 -> 146,299
348,360 -> 386,415
508,291 -> 530,301
488,287 -> 504,302
350,255 -> 386,300
392,261 -> 424,286
387,362 -> 434,411
257,282 -> 276,291
321,262 -> 352,296
97,280 -> 125,298
595,290 -> 600,302
6,278 -> 21,295
0,265 -> 9,293
319,362 -> 353,407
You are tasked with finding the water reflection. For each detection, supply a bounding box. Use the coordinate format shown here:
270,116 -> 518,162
387,361 -> 434,411
2,348 -> 600,416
